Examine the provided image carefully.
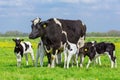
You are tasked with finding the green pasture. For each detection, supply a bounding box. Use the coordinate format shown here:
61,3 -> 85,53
0,37 -> 120,80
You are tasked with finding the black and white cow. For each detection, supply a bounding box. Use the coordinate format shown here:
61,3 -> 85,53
79,41 -> 117,68
29,17 -> 86,68
12,38 -> 34,67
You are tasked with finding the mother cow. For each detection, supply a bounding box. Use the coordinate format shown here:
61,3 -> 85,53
29,17 -> 86,68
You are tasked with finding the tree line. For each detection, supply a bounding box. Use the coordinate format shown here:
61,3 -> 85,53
0,30 -> 120,37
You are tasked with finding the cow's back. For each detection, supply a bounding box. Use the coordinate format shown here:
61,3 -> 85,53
58,19 -> 86,44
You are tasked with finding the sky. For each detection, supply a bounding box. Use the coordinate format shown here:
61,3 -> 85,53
0,0 -> 120,33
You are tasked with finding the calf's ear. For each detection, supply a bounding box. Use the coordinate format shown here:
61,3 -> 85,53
12,39 -> 16,42
20,39 -> 24,41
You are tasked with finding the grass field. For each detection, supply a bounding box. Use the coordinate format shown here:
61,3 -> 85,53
0,37 -> 120,80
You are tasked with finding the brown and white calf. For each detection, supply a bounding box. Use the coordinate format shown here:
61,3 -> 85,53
79,41 -> 117,68
12,38 -> 35,67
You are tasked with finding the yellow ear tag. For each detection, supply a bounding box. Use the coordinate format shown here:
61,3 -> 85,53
43,24 -> 46,28
85,48 -> 88,52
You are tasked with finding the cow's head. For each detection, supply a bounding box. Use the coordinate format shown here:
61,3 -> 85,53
12,38 -> 24,46
29,17 -> 49,39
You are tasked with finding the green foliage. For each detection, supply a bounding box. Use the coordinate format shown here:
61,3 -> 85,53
87,30 -> 120,37
0,31 -> 28,37
1,30 -> 120,37
0,37 -> 120,80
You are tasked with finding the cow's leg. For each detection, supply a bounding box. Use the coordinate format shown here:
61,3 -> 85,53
25,54 -> 28,66
55,54 -> 58,64
30,50 -> 35,66
16,53 -> 22,67
67,53 -> 72,69
98,57 -> 101,66
113,51 -> 117,68
75,53 -> 79,68
40,41 -> 45,67
80,54 -> 85,68
35,48 -> 40,67
56,53 -> 62,64
94,56 -> 101,66
47,53 -> 51,67
64,51 -> 67,68
40,49 -> 45,67
107,51 -> 116,68
86,58 -> 92,69
51,50 -> 58,68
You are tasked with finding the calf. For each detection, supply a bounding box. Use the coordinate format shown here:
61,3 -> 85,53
64,42 -> 78,69
12,38 -> 34,67
79,41 -> 117,68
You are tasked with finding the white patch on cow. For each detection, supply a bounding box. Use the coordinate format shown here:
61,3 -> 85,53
33,17 -> 40,25
82,22 -> 85,26
16,37 -> 20,40
77,36 -> 85,48
91,41 -> 96,46
62,30 -> 67,36
21,42 -> 32,54
53,18 -> 62,27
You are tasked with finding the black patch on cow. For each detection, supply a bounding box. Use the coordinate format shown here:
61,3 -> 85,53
66,43 -> 72,51
14,45 -> 23,57
24,42 -> 29,51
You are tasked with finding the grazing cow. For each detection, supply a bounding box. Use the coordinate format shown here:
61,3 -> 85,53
29,17 -> 86,68
79,41 -> 117,68
12,38 -> 34,67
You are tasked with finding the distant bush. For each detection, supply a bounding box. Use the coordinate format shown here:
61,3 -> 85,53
87,30 -> 120,37
0,31 -> 29,37
0,30 -> 120,37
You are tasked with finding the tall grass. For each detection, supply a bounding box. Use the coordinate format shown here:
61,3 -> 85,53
0,37 -> 120,80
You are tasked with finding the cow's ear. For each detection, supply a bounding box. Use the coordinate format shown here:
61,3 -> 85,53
20,39 -> 24,41
12,39 -> 16,41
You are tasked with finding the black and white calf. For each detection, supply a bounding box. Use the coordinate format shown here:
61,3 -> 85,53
79,41 -> 117,68
12,38 -> 34,67
64,42 -> 78,69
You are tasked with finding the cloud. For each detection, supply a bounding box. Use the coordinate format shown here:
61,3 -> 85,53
80,0 -> 99,4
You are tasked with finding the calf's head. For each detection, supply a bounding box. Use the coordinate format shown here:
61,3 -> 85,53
12,38 -> 24,46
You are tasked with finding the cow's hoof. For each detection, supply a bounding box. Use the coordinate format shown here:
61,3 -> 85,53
48,64 -> 51,68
